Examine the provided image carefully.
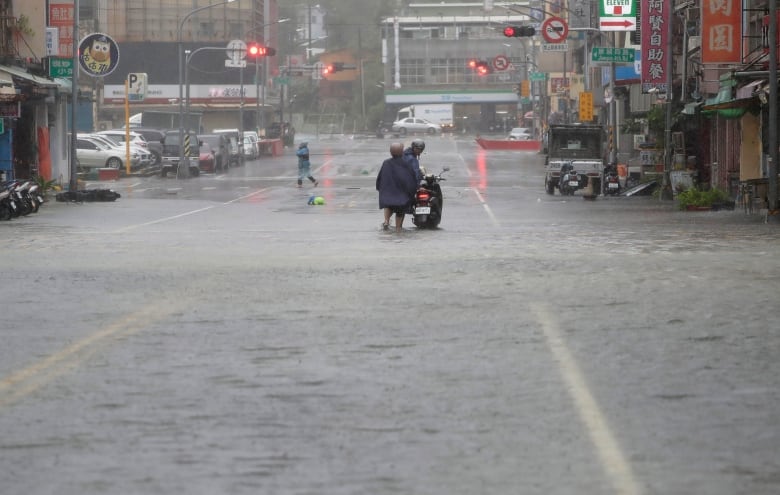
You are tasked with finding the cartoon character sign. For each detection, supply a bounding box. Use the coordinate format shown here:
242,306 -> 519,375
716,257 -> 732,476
78,33 -> 119,77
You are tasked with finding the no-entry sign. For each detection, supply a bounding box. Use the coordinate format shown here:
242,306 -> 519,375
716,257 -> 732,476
541,17 -> 568,44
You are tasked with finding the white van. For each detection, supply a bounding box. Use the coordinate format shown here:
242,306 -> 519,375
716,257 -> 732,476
212,128 -> 259,160
243,131 -> 259,159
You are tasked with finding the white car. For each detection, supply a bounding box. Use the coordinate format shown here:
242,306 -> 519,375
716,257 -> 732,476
96,130 -> 149,151
391,118 -> 441,135
75,136 -> 140,170
508,127 -> 533,140
81,133 -> 152,168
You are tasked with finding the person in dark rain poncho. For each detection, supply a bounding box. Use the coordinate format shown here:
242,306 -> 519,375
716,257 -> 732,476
376,142 -> 419,232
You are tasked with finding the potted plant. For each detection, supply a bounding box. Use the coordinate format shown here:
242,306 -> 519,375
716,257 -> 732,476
677,187 -> 733,211
33,176 -> 59,201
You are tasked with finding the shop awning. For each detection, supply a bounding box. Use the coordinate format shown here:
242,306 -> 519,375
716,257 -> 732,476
701,97 -> 757,111
701,75 -> 759,118
0,64 -> 58,88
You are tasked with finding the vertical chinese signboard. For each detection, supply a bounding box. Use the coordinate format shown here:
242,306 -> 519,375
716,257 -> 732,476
49,3 -> 74,57
702,0 -> 742,64
641,0 -> 669,93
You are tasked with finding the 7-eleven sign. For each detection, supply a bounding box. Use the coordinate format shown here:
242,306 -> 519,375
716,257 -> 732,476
599,0 -> 637,31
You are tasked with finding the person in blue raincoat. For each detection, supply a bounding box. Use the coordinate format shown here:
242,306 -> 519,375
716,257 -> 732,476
296,142 -> 318,188
376,142 -> 418,232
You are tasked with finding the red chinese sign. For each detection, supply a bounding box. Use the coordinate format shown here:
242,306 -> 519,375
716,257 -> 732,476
49,3 -> 75,57
701,0 -> 742,64
641,0 -> 669,93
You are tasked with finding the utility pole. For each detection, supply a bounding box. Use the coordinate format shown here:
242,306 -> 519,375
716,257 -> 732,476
768,0 -> 778,212
661,0 -> 675,200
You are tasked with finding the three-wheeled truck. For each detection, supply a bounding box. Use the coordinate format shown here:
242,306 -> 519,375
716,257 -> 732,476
543,124 -> 606,197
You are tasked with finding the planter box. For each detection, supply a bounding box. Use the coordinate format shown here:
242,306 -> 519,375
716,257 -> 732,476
686,205 -> 712,211
98,168 -> 119,181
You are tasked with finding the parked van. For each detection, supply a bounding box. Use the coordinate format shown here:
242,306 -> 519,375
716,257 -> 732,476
212,129 -> 241,165
243,131 -> 259,159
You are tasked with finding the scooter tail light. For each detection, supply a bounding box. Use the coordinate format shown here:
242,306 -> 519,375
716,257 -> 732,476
417,191 -> 431,201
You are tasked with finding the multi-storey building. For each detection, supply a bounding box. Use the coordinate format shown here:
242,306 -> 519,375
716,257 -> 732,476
1,0 -> 71,182
91,0 -> 281,133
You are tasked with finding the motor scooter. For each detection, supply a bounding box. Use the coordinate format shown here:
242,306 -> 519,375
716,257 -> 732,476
603,164 -> 621,196
558,162 -> 587,196
412,167 -> 449,228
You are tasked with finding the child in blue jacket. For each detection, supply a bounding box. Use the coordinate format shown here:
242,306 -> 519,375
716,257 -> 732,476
296,142 -> 318,188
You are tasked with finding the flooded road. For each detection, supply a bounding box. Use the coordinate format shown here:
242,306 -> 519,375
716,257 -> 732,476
1,135 -> 779,494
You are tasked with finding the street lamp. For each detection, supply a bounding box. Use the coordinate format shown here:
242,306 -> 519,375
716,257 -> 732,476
177,0 -> 237,179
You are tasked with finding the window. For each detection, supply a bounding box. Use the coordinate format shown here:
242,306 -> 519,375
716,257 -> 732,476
199,22 -> 214,37
400,59 -> 425,84
229,22 -> 242,39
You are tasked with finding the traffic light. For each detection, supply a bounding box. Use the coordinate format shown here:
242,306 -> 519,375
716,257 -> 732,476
503,25 -> 535,37
322,62 -> 345,75
247,44 -> 276,57
467,59 -> 490,75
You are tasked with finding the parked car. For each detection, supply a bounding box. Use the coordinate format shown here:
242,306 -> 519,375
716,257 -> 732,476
160,130 -> 201,177
79,133 -> 152,168
75,136 -> 140,171
242,136 -> 258,159
199,134 -> 229,171
126,128 -> 165,166
508,127 -> 533,140
97,130 -> 149,152
199,144 -> 217,173
212,129 -> 242,165
243,131 -> 260,159
391,117 -> 441,135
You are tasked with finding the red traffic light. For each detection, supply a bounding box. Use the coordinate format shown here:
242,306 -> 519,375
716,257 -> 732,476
247,44 -> 275,57
468,59 -> 490,75
503,25 -> 535,37
322,62 -> 345,75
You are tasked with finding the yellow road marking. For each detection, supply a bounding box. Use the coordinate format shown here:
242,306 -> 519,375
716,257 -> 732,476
531,302 -> 643,495
0,303 -> 175,409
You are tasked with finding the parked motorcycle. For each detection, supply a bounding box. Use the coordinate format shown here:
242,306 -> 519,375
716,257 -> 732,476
0,187 -> 17,220
603,165 -> 621,196
558,162 -> 587,196
412,166 -> 449,229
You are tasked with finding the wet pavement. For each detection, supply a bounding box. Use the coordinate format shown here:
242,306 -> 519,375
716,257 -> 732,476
1,134 -> 779,494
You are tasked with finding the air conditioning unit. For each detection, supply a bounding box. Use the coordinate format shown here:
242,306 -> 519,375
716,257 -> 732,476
97,120 -> 113,131
688,36 -> 701,53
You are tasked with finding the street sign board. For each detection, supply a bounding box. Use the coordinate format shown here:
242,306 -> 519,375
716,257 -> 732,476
78,32 -> 120,77
127,72 -> 147,102
226,39 -> 247,62
542,43 -> 569,52
579,91 -> 594,121
599,0 -> 637,31
492,55 -> 510,71
541,17 -> 569,43
591,47 -> 635,63
529,72 -> 547,81
225,59 -> 247,68
48,57 -> 73,78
